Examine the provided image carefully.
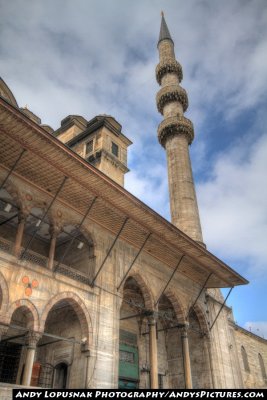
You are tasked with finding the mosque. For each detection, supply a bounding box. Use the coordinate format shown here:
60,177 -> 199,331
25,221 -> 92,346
0,14 -> 266,395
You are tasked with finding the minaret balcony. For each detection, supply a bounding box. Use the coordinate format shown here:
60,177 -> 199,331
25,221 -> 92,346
156,59 -> 183,85
156,85 -> 188,114
157,115 -> 194,147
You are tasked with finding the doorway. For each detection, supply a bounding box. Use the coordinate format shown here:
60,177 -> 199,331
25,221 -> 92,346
53,362 -> 68,388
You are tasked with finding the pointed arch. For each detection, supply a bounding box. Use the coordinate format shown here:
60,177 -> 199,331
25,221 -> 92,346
120,271 -> 155,311
40,292 -> 93,346
164,288 -> 186,324
7,299 -> 40,331
191,303 -> 209,334
258,353 -> 267,380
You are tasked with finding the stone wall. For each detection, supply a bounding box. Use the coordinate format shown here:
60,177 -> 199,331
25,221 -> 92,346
233,325 -> 267,388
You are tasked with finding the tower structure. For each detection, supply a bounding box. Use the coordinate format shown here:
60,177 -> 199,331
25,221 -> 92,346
156,13 -> 204,245
54,114 -> 132,187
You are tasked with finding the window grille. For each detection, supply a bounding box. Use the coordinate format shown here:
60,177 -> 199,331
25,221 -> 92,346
86,140 -> 94,154
0,342 -> 22,384
119,350 -> 134,363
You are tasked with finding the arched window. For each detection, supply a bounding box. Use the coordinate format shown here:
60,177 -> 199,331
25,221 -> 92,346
241,346 -> 250,372
258,353 -> 267,380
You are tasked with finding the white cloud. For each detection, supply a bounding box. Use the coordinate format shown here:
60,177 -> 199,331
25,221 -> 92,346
1,0 -> 267,136
125,163 -> 169,219
244,321 -> 267,339
197,132 -> 267,277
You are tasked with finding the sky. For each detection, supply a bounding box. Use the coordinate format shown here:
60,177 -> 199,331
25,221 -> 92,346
1,0 -> 267,337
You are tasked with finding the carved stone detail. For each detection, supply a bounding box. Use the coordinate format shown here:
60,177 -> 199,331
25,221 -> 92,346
18,209 -> 29,223
49,223 -> 61,239
25,331 -> 42,349
147,311 -> 158,325
156,59 -> 183,84
156,85 -> 188,114
158,116 -> 194,147
181,321 -> 190,338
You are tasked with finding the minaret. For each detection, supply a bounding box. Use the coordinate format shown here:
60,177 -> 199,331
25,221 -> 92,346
156,13 -> 204,245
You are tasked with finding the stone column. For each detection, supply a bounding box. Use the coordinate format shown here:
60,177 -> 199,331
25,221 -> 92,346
14,212 -> 27,257
22,332 -> 41,386
48,226 -> 60,270
148,315 -> 158,389
181,325 -> 193,389
204,334 -> 215,389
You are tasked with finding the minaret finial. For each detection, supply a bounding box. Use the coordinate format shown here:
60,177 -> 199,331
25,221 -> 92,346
158,12 -> 173,46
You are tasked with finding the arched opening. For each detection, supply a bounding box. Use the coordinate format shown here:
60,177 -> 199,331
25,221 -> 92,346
119,277 -> 152,389
54,225 -> 95,283
157,294 -> 184,388
0,188 -> 19,254
258,353 -> 267,381
36,298 -> 90,388
241,346 -> 250,373
21,207 -> 50,266
188,309 -> 211,388
0,198 -> 51,267
53,362 -> 68,389
0,305 -> 35,385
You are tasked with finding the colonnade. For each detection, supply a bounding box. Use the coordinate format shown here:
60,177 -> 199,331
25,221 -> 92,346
148,314 -> 193,389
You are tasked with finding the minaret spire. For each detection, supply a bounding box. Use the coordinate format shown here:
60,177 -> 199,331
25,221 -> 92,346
156,14 -> 204,245
158,12 -> 173,45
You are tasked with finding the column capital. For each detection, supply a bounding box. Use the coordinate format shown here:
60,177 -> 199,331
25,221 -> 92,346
147,311 -> 158,325
49,224 -> 61,238
25,331 -> 42,349
18,209 -> 29,223
181,321 -> 190,338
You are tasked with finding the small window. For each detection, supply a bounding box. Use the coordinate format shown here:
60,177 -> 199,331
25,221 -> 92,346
111,142 -> 119,157
258,353 -> 267,380
86,140 -> 94,154
241,346 -> 250,372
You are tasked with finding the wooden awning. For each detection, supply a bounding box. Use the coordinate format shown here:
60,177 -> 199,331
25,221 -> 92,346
0,96 -> 248,288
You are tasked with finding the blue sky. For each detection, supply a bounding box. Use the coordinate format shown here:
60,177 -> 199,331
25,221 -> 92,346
1,0 -> 267,336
